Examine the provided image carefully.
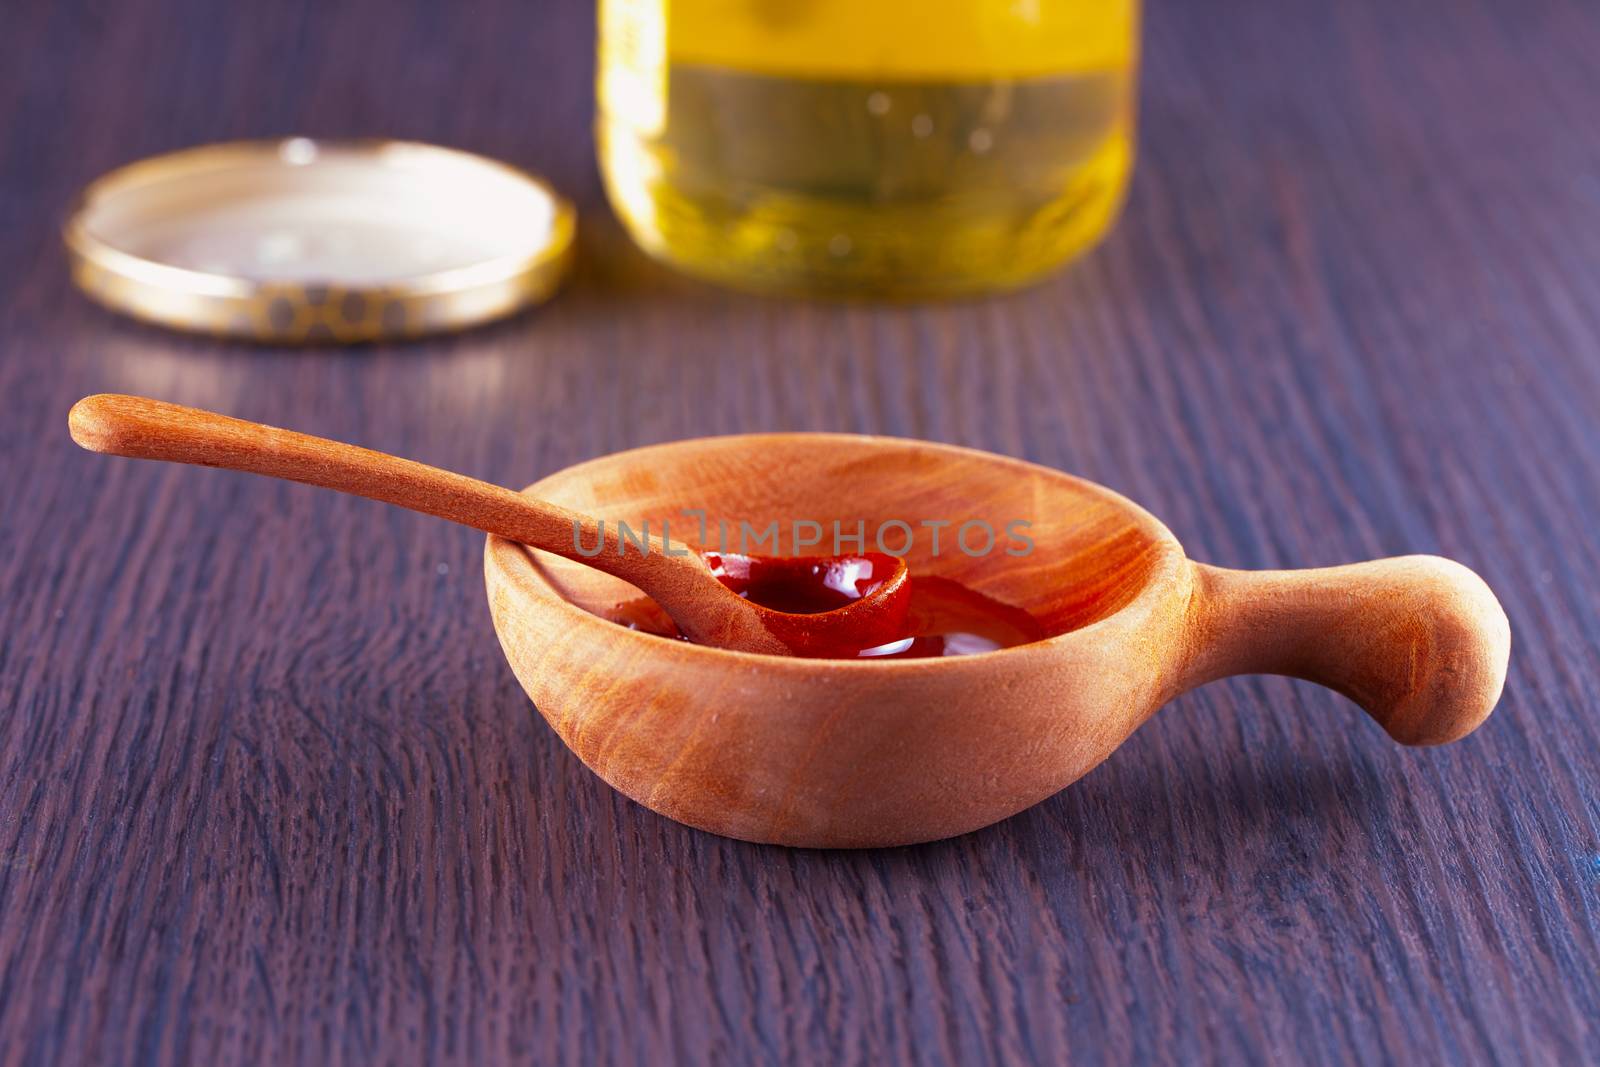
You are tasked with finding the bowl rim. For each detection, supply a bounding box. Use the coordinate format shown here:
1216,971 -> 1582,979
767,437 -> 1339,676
486,432 -> 1190,673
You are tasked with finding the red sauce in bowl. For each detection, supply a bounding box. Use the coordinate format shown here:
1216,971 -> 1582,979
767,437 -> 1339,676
609,552 -> 1044,659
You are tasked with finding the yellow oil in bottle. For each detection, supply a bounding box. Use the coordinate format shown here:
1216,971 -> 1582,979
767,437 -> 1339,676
598,0 -> 1140,298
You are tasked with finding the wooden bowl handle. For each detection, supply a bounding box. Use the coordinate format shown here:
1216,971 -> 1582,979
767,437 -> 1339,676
1180,556 -> 1511,745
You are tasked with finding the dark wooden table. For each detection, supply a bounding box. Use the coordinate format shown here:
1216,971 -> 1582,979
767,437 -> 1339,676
4,0 -> 1599,1063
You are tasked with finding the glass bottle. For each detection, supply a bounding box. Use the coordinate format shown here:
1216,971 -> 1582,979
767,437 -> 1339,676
597,0 -> 1140,298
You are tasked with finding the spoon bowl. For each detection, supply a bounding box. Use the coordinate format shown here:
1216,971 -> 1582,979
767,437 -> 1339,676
487,434 -> 1510,847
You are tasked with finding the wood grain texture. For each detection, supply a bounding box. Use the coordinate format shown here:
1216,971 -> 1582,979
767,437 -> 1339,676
1,0 -> 1598,1062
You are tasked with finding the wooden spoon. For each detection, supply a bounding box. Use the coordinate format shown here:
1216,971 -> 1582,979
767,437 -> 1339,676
66,394 -> 909,657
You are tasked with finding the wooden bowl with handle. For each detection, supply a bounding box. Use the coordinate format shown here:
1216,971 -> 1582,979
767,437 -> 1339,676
486,434 -> 1511,848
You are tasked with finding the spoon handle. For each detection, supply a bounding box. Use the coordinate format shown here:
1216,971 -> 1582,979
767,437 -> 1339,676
1179,556 -> 1510,745
68,393 -> 608,565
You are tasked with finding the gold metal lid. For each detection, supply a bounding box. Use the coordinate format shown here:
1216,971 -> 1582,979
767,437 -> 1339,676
65,138 -> 575,343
